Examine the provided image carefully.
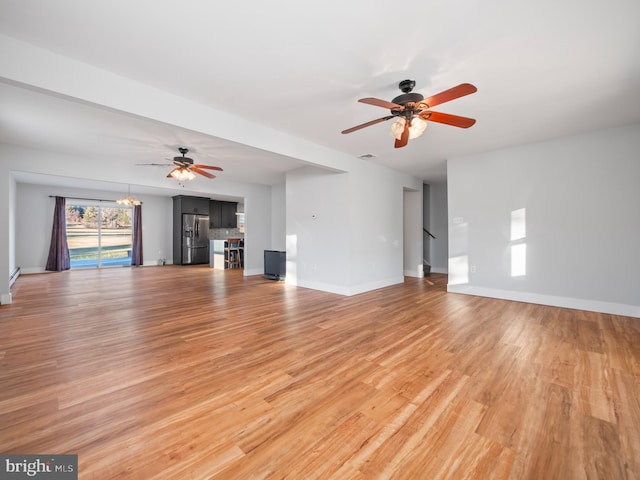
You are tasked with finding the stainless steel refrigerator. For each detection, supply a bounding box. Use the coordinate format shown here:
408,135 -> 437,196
182,213 -> 209,264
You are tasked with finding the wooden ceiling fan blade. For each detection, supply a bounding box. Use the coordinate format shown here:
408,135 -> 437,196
342,115 -> 395,134
191,167 -> 215,179
394,123 -> 409,148
421,83 -> 477,109
421,111 -> 476,128
358,97 -> 404,110
194,164 -> 223,171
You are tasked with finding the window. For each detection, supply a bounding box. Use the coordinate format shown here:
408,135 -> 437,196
510,208 -> 527,277
66,203 -> 133,268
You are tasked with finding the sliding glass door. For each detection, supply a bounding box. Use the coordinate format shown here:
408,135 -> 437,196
66,204 -> 133,268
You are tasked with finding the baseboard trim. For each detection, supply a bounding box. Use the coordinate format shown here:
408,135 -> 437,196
289,276 -> 404,297
21,267 -> 47,274
9,267 -> 20,287
348,276 -> 405,296
404,269 -> 424,278
243,268 -> 264,276
286,278 -> 349,296
447,284 -> 640,318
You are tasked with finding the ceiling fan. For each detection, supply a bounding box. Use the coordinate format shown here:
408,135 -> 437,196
342,80 -> 477,148
138,147 -> 223,181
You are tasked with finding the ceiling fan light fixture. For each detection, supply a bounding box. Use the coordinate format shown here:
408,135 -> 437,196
390,117 -> 406,140
171,167 -> 196,182
390,116 -> 428,141
408,117 -> 427,139
116,185 -> 141,206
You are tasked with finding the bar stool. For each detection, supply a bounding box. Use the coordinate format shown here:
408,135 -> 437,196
225,238 -> 242,269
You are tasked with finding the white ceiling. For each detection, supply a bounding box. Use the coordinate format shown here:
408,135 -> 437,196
0,81 -> 306,186
1,0 -> 639,188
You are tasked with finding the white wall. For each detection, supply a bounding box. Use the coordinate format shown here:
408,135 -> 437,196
15,183 -> 52,271
243,184 -> 273,276
347,161 -> 419,292
0,163 -> 12,303
348,162 -> 408,294
286,161 -> 423,295
9,174 -> 16,276
447,123 -> 640,317
270,182 -> 286,251
15,183 -> 173,272
286,167 -> 350,293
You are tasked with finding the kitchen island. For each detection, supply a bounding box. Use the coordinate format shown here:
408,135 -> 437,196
209,239 -> 226,269
210,238 -> 244,269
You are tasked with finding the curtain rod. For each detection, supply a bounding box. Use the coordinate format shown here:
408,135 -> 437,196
49,195 -> 116,203
48,195 -> 142,204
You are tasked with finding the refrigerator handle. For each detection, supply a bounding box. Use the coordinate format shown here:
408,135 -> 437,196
195,220 -> 199,238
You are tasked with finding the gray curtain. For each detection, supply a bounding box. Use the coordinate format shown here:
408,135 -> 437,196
45,196 -> 71,271
131,204 -> 143,266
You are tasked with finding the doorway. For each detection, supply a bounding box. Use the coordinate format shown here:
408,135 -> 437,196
65,203 -> 133,268
403,188 -> 423,278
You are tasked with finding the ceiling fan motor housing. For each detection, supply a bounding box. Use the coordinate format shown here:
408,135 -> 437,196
174,156 -> 194,165
391,92 -> 424,106
174,147 -> 194,164
391,92 -> 426,120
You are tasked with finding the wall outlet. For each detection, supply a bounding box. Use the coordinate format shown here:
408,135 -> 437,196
470,265 -> 477,273
453,216 -> 464,224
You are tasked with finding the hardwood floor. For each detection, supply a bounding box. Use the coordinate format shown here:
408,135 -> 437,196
1,266 -> 639,479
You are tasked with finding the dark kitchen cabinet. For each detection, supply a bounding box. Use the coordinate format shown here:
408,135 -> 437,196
209,200 -> 237,228
174,195 -> 210,215
209,201 -> 221,227
172,195 -> 211,265
221,202 -> 237,228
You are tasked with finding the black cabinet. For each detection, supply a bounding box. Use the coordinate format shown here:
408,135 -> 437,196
209,201 -> 221,227
174,195 -> 209,214
172,195 -> 211,265
221,202 -> 237,228
209,200 -> 237,228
